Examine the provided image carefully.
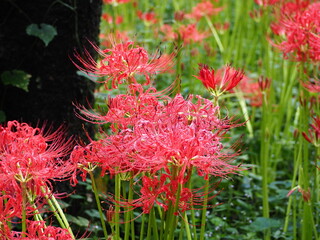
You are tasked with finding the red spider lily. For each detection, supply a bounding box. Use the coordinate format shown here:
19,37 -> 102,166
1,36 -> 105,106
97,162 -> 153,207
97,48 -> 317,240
74,84 -> 167,131
186,1 -> 223,21
159,24 -> 177,41
178,24 -> 209,44
101,13 -> 123,25
287,185 -> 311,202
270,1 -> 320,62
302,116 -> 320,147
73,41 -> 174,89
254,0 -> 280,6
112,172 -> 222,215
10,220 -> 74,240
236,75 -> 271,107
301,77 -> 320,93
0,121 -> 74,196
73,90 -> 241,178
103,0 -> 131,5
195,64 -> 245,97
99,31 -> 130,49
0,195 -> 22,237
137,10 -> 158,24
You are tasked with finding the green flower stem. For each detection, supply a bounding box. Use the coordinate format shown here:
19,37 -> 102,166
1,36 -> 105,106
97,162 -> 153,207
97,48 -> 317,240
235,91 -> 253,138
199,178 -> 210,240
26,190 -> 44,225
89,171 -> 109,240
260,98 -> 271,240
123,176 -> 134,240
21,182 -> 27,237
139,213 -> 146,240
283,139 -> 302,233
151,206 -> 159,240
186,167 -> 197,240
146,212 -> 152,240
204,15 -> 224,53
46,196 -> 66,229
48,193 -> 75,239
183,212 -> 192,240
114,174 -> 121,240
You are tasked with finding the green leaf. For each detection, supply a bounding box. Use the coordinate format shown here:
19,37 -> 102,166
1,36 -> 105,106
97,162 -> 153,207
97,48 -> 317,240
249,217 -> 281,232
26,23 -> 57,46
1,70 -> 31,92
66,214 -> 89,227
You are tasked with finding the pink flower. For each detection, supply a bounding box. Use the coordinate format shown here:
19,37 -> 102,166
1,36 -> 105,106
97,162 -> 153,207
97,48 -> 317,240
73,41 -> 174,89
195,64 -> 245,97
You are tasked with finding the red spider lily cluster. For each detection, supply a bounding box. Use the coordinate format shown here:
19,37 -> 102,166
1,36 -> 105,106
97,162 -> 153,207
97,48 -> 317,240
71,40 -> 244,217
1,38 -> 244,238
0,121 -> 75,239
269,0 -> 320,62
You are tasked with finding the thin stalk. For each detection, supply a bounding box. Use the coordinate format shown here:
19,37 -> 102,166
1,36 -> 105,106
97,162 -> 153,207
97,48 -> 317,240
49,194 -> 75,239
184,212 -> 192,240
151,207 -> 159,240
114,174 -> 121,240
21,182 -> 27,237
89,171 -> 109,240
199,178 -> 210,240
140,214 -> 146,240
205,15 -> 224,53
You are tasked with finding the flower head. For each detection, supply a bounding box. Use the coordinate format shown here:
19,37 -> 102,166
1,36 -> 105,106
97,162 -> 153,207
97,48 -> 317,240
195,64 -> 245,97
178,24 -> 209,44
270,1 -> 320,62
186,1 -> 223,20
302,116 -> 320,147
0,121 -> 73,196
73,41 -> 174,89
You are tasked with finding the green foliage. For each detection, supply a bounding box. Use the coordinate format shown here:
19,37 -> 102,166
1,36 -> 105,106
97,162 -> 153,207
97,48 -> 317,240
26,23 -> 57,46
1,70 -> 31,92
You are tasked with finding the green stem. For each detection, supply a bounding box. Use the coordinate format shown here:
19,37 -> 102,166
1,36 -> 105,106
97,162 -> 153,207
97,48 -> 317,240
199,178 -> 210,240
50,194 -> 75,239
21,182 -> 27,237
89,171 -> 109,240
184,212 -> 192,240
114,174 -> 121,240
205,15 -> 224,53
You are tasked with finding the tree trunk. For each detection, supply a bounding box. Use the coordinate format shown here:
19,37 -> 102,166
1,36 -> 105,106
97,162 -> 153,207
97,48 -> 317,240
0,0 -> 102,141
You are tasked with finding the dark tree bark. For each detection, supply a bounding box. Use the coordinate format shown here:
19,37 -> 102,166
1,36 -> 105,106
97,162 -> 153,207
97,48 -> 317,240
0,0 -> 102,140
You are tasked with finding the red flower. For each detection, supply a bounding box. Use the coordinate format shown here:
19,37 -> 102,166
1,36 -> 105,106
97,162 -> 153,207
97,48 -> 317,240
103,0 -> 131,5
302,116 -> 320,147
0,121 -> 73,196
195,64 -> 245,97
178,24 -> 209,44
301,77 -> 320,93
186,1 -> 223,20
73,41 -> 174,89
254,0 -> 280,6
270,1 -> 320,62
137,10 -> 158,24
